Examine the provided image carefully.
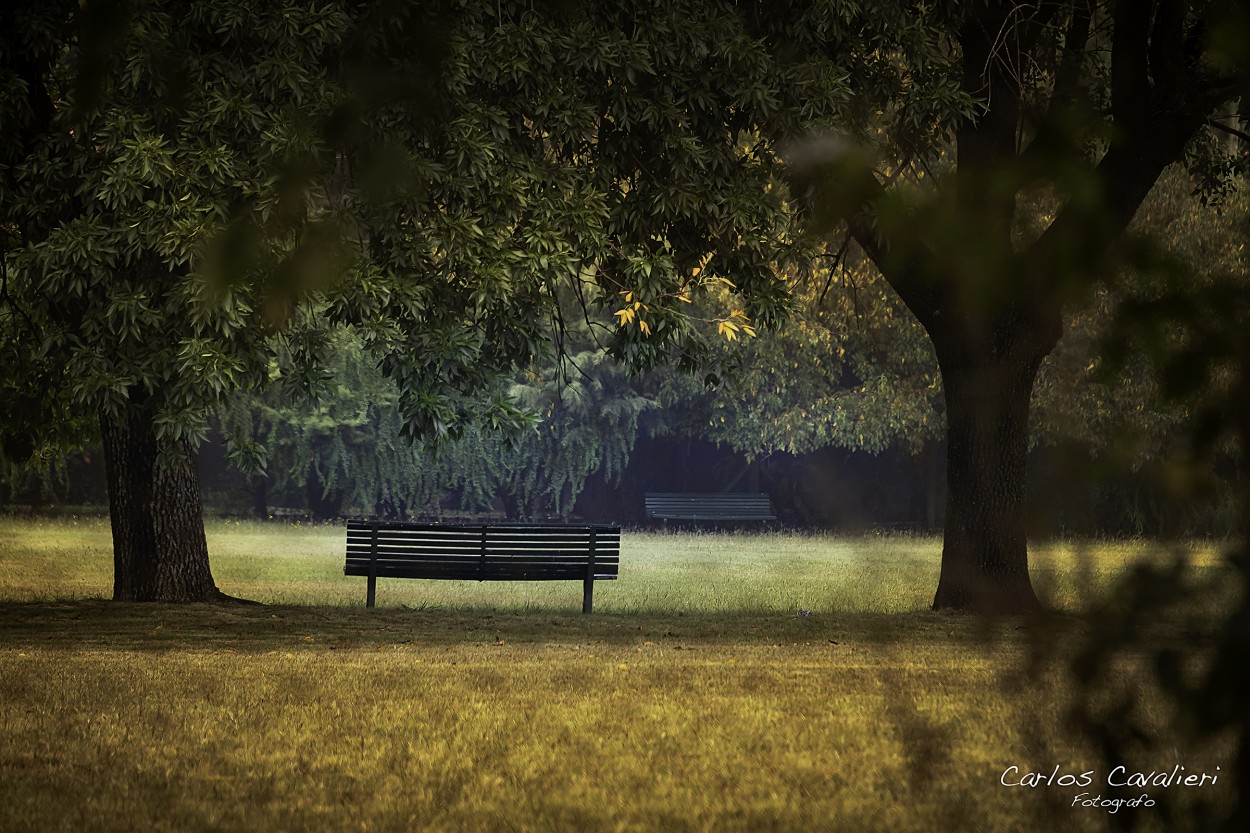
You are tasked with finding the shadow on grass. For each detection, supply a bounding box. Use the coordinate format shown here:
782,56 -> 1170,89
0,597 -> 1220,656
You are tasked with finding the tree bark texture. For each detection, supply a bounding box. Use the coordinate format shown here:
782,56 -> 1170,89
100,406 -> 223,602
930,331 -> 1048,614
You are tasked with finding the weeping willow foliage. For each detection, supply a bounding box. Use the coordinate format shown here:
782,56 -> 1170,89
217,333 -> 650,519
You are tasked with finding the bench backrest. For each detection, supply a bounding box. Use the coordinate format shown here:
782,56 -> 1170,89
344,521 -> 621,581
644,492 -> 776,521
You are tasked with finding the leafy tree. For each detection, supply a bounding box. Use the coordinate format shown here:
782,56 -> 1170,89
328,0 -> 854,438
666,255 -> 942,461
1,0 -> 848,601
1,0 -> 361,600
1032,168 -> 1247,461
647,170 -> 1218,525
219,332 -> 649,521
778,1 -> 1250,611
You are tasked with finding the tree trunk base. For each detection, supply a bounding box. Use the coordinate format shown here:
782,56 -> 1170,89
929,342 -> 1050,617
932,574 -> 1043,615
102,406 -> 230,603
112,590 -> 261,606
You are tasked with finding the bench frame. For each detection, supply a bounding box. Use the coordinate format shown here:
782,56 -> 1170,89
344,520 -> 620,613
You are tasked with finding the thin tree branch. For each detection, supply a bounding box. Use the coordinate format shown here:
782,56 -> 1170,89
1019,2 -> 1092,170
1207,117 -> 1250,147
816,232 -> 851,307
1110,0 -> 1152,128
1148,0 -> 1186,97
0,255 -> 40,337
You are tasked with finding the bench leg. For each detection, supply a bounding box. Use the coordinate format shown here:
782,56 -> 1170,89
367,575 -> 376,608
582,579 -> 594,615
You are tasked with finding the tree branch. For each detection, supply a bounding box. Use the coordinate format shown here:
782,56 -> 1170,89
1148,0 -> 1186,97
1110,0 -> 1153,128
816,232 -> 851,307
834,167 -> 949,335
1018,3 -> 1094,178
1207,117 -> 1250,147
1054,1 -> 1093,107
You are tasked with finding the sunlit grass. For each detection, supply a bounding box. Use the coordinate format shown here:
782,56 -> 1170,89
0,517 -> 1228,612
0,517 -> 1235,832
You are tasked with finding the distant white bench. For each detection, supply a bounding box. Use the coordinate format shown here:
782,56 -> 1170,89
643,492 -> 777,524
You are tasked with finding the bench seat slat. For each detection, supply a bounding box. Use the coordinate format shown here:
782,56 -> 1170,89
347,542 -> 620,555
345,565 -> 619,580
346,536 -> 621,550
645,505 -> 770,512
345,558 -> 620,570
346,522 -> 618,534
347,527 -> 621,538
345,563 -> 619,574
346,540 -> 619,553
344,550 -> 621,559
348,539 -> 619,548
345,554 -> 621,564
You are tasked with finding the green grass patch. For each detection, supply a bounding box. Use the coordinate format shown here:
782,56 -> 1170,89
0,518 -> 1236,832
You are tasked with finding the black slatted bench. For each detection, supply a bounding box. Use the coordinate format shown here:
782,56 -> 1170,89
644,492 -> 777,524
344,520 -> 621,613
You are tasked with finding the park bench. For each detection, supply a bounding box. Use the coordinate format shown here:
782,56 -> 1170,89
344,520 -> 620,613
644,492 -> 777,525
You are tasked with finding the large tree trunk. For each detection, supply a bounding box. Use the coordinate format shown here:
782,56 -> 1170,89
100,406 -> 225,602
930,334 -> 1048,614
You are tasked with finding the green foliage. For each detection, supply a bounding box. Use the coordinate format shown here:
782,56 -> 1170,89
1033,170 -> 1250,463
657,254 -> 942,459
326,0 -> 856,441
2,0 -> 864,462
220,332 -> 650,519
1,0 -> 354,458
1,0 -> 861,575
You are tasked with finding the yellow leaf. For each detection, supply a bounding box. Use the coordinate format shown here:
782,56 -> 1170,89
639,319 -> 651,336
692,252 -> 713,277
676,293 -> 691,303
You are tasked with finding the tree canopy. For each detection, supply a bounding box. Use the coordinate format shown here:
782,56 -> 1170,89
0,0 -> 855,600
776,0 -> 1249,611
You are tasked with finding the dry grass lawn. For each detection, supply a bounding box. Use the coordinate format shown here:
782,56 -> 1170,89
0,518 -> 1236,832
